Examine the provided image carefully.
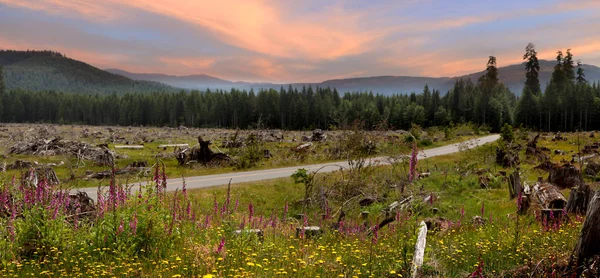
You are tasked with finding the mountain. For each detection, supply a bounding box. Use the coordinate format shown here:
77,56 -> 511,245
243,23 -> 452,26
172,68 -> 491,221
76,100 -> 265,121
105,68 -> 277,91
0,50 -> 174,94
110,60 -> 600,95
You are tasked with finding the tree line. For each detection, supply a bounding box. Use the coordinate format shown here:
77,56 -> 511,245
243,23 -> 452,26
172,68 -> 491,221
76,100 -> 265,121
0,43 -> 599,131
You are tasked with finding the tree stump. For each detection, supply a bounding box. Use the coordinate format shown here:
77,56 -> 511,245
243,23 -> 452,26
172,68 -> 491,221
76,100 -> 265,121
566,184 -> 592,215
575,190 -> 600,275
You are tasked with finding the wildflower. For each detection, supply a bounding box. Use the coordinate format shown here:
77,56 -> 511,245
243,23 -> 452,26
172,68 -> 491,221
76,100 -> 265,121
129,213 -> 138,235
481,202 -> 485,217
409,142 -> 418,182
248,202 -> 254,223
117,219 -> 124,235
217,237 -> 226,254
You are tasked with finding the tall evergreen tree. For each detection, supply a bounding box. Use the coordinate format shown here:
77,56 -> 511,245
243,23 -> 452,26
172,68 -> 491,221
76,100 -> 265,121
576,61 -> 587,85
563,49 -> 576,84
0,65 -> 4,120
552,51 -> 566,88
523,43 -> 541,95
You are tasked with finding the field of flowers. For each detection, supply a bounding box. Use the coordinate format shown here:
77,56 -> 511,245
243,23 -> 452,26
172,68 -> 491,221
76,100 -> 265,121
0,131 -> 592,277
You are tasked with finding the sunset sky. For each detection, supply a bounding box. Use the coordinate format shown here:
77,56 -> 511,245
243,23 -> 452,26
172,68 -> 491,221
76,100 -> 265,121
1,0 -> 599,82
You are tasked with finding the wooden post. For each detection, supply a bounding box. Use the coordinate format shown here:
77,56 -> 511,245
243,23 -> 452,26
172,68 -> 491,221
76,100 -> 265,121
412,221 -> 427,278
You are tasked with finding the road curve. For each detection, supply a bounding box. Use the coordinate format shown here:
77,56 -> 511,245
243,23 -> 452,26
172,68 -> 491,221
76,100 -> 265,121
77,134 -> 499,201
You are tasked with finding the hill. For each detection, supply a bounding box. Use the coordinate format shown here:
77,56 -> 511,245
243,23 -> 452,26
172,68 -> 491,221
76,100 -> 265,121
110,60 -> 600,95
0,50 -> 174,94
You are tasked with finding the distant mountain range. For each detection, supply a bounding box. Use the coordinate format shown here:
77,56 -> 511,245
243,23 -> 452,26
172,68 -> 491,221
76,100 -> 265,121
1,50 -> 599,95
0,50 -> 174,94
108,60 -> 600,95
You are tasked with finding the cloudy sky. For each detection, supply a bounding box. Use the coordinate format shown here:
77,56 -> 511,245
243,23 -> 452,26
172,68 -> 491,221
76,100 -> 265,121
1,0 -> 599,82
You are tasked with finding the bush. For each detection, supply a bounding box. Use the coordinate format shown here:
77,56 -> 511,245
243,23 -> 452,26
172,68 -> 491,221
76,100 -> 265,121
418,139 -> 433,147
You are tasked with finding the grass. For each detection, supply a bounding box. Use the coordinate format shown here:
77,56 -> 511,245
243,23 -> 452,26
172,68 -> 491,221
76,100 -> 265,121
0,123 -> 485,189
0,126 -> 594,277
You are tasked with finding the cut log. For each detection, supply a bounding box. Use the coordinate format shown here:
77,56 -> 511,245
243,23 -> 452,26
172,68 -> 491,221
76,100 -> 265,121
567,184 -> 593,215
114,145 -> 144,149
412,221 -> 428,278
575,190 -> 600,275
533,183 -> 567,209
157,144 -> 189,148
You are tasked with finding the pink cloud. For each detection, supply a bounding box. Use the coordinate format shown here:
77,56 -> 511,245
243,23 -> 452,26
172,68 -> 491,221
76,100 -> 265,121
0,0 -> 121,21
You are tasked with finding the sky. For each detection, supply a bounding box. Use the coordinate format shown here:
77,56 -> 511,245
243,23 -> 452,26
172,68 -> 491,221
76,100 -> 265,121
1,0 -> 599,83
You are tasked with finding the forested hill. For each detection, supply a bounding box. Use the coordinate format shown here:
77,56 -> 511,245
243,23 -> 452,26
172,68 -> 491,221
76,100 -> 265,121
0,50 -> 175,94
108,61 -> 600,95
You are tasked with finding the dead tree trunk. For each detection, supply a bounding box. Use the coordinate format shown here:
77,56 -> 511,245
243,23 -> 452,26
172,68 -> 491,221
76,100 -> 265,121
508,169 -> 521,199
567,184 -> 593,215
575,190 -> 600,275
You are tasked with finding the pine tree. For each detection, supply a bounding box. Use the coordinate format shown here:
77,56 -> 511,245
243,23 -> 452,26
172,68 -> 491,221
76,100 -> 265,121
577,61 -> 587,85
523,43 -> 541,95
563,49 -> 575,84
0,65 -> 4,120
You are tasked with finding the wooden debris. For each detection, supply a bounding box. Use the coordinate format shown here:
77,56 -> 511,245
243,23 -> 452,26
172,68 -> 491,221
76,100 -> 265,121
6,160 -> 33,170
311,129 -> 327,142
157,144 -> 189,148
293,142 -> 313,152
585,161 -> 600,176
472,215 -> 487,226
85,167 -> 149,179
296,226 -> 322,238
412,221 -> 428,278
114,145 -> 144,149
496,144 -> 520,167
526,134 -> 550,162
234,229 -> 264,242
508,169 -> 522,199
418,172 -> 431,179
22,167 -> 60,185
8,137 -> 116,166
176,136 -> 231,166
127,161 -> 148,168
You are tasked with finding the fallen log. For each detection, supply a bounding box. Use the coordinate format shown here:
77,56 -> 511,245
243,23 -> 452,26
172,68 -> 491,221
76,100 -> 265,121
533,182 -> 567,209
114,145 -> 144,149
293,142 -> 313,152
